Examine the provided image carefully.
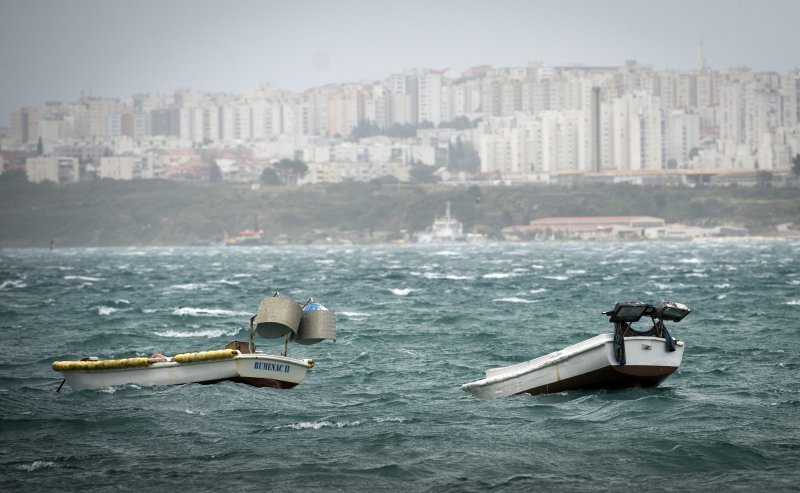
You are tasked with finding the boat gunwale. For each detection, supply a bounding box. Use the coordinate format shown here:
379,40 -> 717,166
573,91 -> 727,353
55,352 -> 314,374
463,334 -> 675,390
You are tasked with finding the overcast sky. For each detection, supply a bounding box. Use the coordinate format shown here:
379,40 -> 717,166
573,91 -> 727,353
1,0 -> 798,124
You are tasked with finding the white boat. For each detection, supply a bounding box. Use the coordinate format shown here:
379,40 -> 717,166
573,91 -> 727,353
53,295 -> 335,392
462,301 -> 691,400
416,202 -> 466,243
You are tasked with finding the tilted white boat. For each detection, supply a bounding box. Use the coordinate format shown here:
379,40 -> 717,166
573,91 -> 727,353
53,295 -> 335,392
462,300 -> 691,400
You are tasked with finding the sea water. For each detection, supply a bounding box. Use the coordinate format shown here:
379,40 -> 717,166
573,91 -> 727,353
1,242 -> 799,491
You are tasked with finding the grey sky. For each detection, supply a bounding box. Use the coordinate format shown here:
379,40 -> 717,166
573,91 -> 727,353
1,0 -> 798,124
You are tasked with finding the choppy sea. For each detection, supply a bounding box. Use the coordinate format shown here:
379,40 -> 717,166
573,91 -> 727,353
1,241 -> 799,492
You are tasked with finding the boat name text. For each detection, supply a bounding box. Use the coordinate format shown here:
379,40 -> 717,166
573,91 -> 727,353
253,361 -> 290,373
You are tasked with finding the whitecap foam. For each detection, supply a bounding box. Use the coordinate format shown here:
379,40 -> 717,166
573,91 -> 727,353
566,269 -> 587,275
374,417 -> 407,423
529,288 -> 547,294
278,420 -> 363,430
680,258 -> 703,264
211,279 -> 240,286
154,327 -> 241,338
482,272 -> 514,279
168,283 -> 209,291
493,297 -> 537,304
64,275 -> 104,282
97,306 -> 117,316
0,280 -> 27,290
717,294 -> 728,300
390,288 -> 417,296
18,461 -> 57,472
714,283 -> 731,289
433,250 -> 460,256
339,311 -> 370,318
786,300 -> 800,306
142,308 -> 158,314
315,259 -> 335,265
445,274 -> 472,280
171,307 -> 249,317
542,275 -> 569,281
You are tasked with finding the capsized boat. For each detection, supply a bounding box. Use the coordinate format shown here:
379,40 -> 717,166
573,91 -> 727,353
53,295 -> 335,391
461,300 -> 691,400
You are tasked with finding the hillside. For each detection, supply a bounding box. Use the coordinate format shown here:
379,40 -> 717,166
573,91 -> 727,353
1,178 -> 798,247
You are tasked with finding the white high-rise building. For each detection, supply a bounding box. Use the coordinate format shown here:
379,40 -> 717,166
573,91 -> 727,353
417,71 -> 442,125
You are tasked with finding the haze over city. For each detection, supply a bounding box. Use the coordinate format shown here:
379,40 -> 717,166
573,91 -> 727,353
1,0 -> 799,122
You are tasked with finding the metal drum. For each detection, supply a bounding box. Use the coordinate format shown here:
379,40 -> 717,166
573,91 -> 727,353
254,296 -> 302,339
295,309 -> 336,345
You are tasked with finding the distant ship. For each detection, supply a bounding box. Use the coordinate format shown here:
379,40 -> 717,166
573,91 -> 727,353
416,202 -> 466,243
225,228 -> 265,246
226,216 -> 265,246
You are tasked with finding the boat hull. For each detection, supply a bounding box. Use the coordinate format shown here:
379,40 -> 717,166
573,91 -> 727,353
57,353 -> 313,391
462,334 -> 684,400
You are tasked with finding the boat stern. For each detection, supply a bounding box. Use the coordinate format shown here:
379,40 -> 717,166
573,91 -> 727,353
233,354 -> 314,389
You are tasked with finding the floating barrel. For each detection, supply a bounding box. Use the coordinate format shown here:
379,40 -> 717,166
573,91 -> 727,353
295,304 -> 336,345
254,296 -> 302,339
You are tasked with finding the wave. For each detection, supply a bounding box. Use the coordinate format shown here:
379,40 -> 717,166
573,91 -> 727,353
17,461 -> 58,472
168,283 -> 209,291
786,300 -> 800,306
97,306 -> 118,316
493,297 -> 538,304
153,327 -> 241,338
171,307 -> 250,317
273,416 -> 406,431
276,420 -> 363,430
433,250 -> 460,256
339,311 -> 370,318
482,272 -> 515,279
390,288 -> 417,296
64,275 -> 104,282
211,279 -> 240,286
0,280 -> 27,290
420,272 -> 472,280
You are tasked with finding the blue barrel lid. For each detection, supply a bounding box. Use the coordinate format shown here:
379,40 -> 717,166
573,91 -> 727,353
303,302 -> 327,312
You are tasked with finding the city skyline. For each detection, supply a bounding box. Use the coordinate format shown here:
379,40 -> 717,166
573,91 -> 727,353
2,0 -> 800,124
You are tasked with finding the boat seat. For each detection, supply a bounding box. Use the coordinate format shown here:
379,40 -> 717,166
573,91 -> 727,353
224,341 -> 255,354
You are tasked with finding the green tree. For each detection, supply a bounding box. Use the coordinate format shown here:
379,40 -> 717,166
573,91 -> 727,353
756,171 -> 773,188
208,162 -> 222,182
260,167 -> 281,185
275,159 -> 308,185
409,162 -> 440,183
438,116 -> 476,130
448,138 -> 481,173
